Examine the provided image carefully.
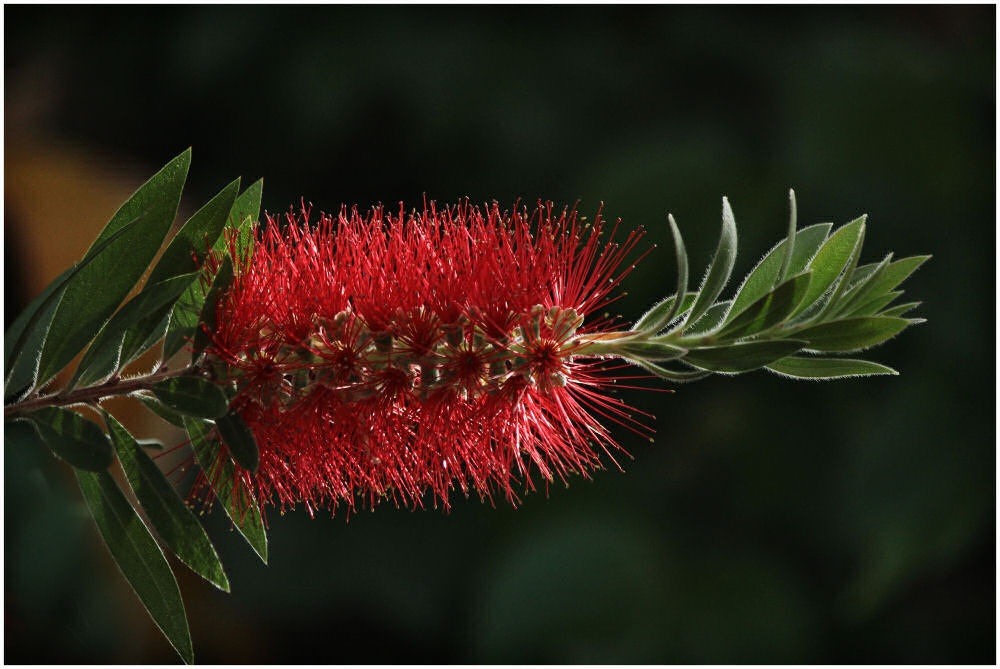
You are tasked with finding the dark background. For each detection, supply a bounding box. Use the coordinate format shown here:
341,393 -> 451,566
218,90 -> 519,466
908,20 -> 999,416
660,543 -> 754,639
4,5 -> 994,664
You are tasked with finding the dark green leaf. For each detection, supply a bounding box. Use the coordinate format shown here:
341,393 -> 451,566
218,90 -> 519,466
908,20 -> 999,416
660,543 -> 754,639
719,272 -> 812,339
70,273 -> 198,388
5,213 -> 152,398
216,411 -> 260,472
840,254 -> 930,317
26,407 -> 113,471
191,256 -> 234,362
633,292 -> 697,334
151,377 -> 228,418
37,150 -> 192,385
4,267 -> 73,374
105,413 -> 229,592
683,339 -> 807,373
793,316 -> 910,352
792,216 -> 866,318
184,417 -> 268,563
75,469 -> 193,664
766,356 -> 898,379
831,253 -> 892,318
4,417 -> 45,450
684,197 -> 738,327
147,178 -> 241,286
138,394 -> 188,428
785,222 -> 833,276
619,341 -> 687,362
879,301 -> 922,318
229,178 -> 263,254
119,309 -> 173,369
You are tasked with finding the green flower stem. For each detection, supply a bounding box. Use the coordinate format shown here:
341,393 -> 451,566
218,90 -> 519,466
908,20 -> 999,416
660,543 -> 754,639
4,365 -> 195,419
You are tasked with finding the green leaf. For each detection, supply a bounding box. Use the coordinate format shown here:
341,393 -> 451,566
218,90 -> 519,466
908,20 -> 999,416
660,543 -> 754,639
792,215 -> 866,319
36,149 -> 192,385
727,222 -> 833,323
26,407 -> 113,471
631,358 -> 711,383
148,178 -> 241,286
682,339 -> 807,373
619,341 -> 687,362
634,215 -> 689,334
151,377 -> 228,418
846,290 -> 904,318
138,394 -> 188,428
215,411 -> 260,473
5,213 -> 152,399
69,273 -> 198,388
161,179 -> 260,361
839,254 -> 930,317
75,468 -> 193,664
685,300 -> 732,334
831,253 -> 892,318
719,272 -> 812,339
184,417 -> 268,563
120,309 -> 173,369
633,293 -> 697,334
190,255 -> 234,362
766,356 -> 898,379
105,412 -> 229,592
5,416 -> 45,450
879,301 -> 922,318
4,267 -> 73,375
684,196 -> 738,327
229,178 -> 263,254
774,188 -> 798,284
792,316 -> 910,352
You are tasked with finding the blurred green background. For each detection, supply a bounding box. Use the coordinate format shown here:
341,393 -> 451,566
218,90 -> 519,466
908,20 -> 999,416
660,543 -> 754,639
4,5 -> 994,664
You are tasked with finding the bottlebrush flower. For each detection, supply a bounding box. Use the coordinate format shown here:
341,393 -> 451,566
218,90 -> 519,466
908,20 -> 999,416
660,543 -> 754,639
195,200 -> 652,516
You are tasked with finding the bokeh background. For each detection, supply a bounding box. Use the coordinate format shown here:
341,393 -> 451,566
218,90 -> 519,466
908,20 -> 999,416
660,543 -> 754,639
4,5 -> 995,664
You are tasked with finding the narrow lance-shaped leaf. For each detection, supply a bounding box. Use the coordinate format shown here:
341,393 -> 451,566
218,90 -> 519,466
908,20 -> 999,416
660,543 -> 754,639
766,356 -> 898,380
727,222 -> 832,321
682,339 -> 808,373
685,300 -> 732,335
633,292 -> 697,335
619,341 -> 687,362
117,179 -> 242,367
631,358 -> 711,383
215,411 -> 260,473
5,213 -> 152,400
75,468 -> 194,664
719,272 -> 812,339
104,412 -> 229,592
163,179 -> 262,361
26,407 -> 113,471
191,255 -> 234,362
37,149 -> 192,385
69,273 -> 199,389
879,301 -> 922,318
774,188 -> 798,284
815,223 -> 868,320
138,394 -> 188,428
791,316 -> 911,352
634,214 -> 689,335
791,215 -> 866,319
184,417 -> 268,563
683,196 -> 738,328
846,290 -> 904,318
151,376 -> 228,418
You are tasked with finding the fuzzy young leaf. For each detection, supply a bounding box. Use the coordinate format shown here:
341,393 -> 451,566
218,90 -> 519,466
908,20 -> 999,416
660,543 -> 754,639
792,316 -> 910,352
879,301 -> 922,318
685,300 -> 732,335
684,197 -> 738,327
70,273 -> 198,388
105,413 -> 229,592
75,468 -> 193,664
766,356 -> 898,379
215,411 -> 260,473
620,341 -> 688,362
632,358 -> 711,383
633,292 -> 697,334
635,214 -> 689,334
27,407 -> 113,471
184,417 -> 268,563
151,377 -> 228,418
792,216 -> 866,319
846,290 -> 904,318
36,150 -> 192,385
727,222 -> 832,321
719,272 -> 812,339
682,339 -> 807,373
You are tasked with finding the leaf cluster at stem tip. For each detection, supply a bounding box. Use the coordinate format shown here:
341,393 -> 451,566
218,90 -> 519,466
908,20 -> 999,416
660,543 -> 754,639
582,189 -> 928,381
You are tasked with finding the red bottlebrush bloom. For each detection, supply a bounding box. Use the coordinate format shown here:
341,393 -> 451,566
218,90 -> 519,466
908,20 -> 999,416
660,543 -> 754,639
197,200 -> 652,516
